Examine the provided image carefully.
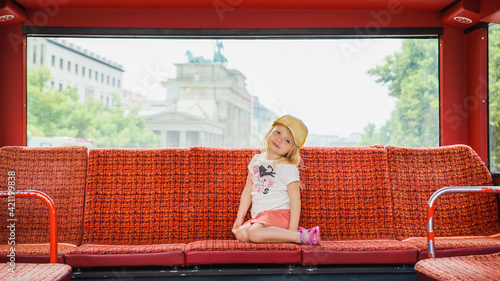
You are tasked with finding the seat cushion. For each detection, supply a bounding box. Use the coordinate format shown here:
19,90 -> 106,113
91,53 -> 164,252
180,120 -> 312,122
0,263 -> 72,281
0,243 -> 76,263
300,240 -> 418,265
185,240 -> 301,265
402,236 -> 500,260
65,244 -> 185,267
415,252 -> 500,281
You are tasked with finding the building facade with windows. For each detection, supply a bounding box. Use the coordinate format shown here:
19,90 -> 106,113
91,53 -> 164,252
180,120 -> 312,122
27,38 -> 124,108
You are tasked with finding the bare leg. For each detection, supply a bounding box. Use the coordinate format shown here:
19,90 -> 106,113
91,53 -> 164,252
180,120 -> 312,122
247,223 -> 303,243
234,223 -> 251,242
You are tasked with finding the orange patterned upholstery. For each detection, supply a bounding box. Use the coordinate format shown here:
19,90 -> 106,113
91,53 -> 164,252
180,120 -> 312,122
298,146 -> 420,265
65,243 -> 186,267
81,148 -> 190,245
387,145 -> 500,240
0,243 -> 76,256
66,148 -> 190,267
415,252 -> 500,281
67,243 -> 185,255
185,240 -> 301,265
300,145 -> 394,240
301,240 -> 416,252
300,240 -> 418,265
186,147 -> 257,242
0,146 -> 87,258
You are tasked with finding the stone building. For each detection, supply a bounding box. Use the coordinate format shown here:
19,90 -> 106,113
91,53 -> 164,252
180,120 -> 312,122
146,49 -> 253,147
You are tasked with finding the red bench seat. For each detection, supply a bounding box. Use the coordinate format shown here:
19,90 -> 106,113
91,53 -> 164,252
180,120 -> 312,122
2,144 -> 499,272
65,244 -> 185,267
65,148 -> 190,267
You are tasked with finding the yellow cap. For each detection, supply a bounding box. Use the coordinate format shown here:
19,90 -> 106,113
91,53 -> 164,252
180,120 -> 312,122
272,115 -> 308,148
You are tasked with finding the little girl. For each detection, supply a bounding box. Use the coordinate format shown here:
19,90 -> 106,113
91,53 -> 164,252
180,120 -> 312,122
232,115 -> 320,245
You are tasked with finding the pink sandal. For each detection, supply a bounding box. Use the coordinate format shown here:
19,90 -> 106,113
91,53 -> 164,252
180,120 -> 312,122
298,226 -> 320,245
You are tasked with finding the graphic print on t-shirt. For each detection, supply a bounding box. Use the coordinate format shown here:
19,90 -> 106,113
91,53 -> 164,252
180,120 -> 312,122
259,165 -> 276,177
253,165 -> 275,194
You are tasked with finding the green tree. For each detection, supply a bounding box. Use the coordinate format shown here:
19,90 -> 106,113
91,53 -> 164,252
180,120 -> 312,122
27,66 -> 161,148
358,39 -> 439,147
358,122 -> 392,146
489,24 -> 500,171
27,67 -> 80,138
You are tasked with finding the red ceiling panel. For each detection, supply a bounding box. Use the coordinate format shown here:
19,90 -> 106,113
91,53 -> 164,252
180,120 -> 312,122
481,0 -> 500,24
14,0 -> 456,11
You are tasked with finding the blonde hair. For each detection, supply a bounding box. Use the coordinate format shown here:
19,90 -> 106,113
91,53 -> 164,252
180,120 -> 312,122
261,125 -> 303,167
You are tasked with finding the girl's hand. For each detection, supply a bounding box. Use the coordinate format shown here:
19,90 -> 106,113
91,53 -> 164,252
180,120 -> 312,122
232,217 -> 244,231
233,172 -> 253,234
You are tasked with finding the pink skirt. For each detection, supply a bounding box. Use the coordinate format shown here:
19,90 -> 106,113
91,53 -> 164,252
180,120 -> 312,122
243,209 -> 290,229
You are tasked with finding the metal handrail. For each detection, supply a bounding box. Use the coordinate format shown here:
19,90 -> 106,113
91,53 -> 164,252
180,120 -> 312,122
0,190 -> 58,263
426,186 -> 500,259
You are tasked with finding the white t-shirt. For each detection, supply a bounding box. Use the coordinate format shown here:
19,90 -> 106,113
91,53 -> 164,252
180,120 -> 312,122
248,153 -> 300,218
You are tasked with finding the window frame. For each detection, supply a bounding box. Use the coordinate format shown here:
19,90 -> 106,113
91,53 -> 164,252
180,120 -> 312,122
24,27 -> 443,149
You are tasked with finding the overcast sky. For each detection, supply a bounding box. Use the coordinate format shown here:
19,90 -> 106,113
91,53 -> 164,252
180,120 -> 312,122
61,37 -> 402,137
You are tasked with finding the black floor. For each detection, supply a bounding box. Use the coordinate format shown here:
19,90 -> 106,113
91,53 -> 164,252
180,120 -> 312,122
71,264 -> 419,281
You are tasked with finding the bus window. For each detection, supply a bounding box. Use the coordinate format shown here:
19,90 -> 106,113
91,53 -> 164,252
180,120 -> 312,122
490,24 -> 500,173
26,37 -> 438,149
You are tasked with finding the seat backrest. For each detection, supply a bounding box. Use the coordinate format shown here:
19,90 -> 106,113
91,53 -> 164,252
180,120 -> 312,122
0,146 -> 87,245
387,145 -> 499,240
299,145 -> 394,240
82,148 -> 189,244
186,147 -> 257,242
